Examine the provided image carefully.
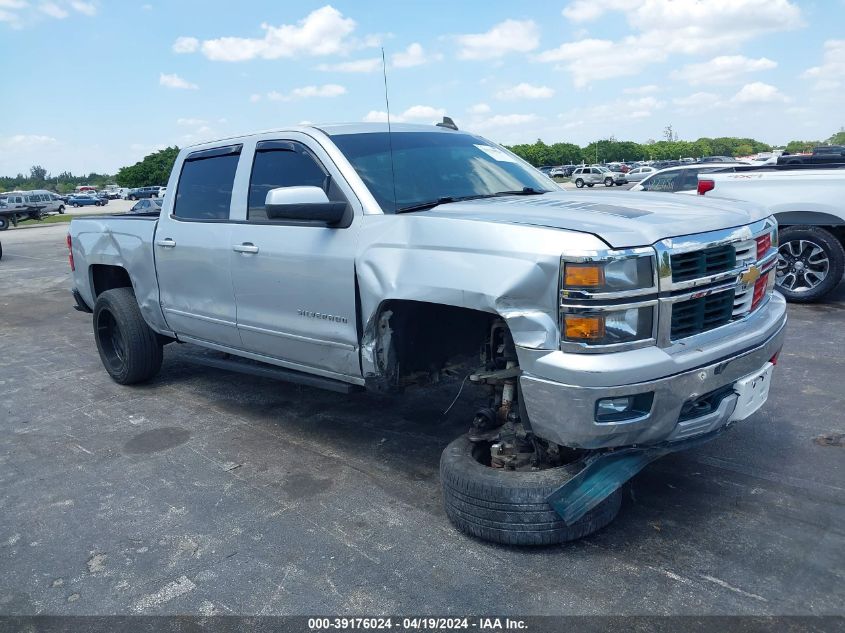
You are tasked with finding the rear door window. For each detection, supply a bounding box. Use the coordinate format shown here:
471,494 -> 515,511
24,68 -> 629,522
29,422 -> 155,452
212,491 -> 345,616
173,145 -> 241,220
641,169 -> 682,192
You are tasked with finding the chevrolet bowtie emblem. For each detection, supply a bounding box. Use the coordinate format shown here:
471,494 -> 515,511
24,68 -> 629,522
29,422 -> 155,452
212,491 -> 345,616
740,265 -> 761,285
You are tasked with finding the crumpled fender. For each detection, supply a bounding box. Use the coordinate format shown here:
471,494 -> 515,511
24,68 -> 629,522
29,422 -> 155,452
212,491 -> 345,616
355,214 -> 606,376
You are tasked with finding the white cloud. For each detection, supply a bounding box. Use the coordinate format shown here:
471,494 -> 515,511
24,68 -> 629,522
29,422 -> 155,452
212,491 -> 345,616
0,0 -> 28,8
199,5 -> 358,62
673,92 -> 721,108
176,118 -> 207,126
472,113 -> 538,131
456,19 -> 539,60
39,3 -> 68,18
623,84 -> 659,95
159,73 -> 198,90
391,42 -> 434,68
671,55 -> 777,86
362,105 -> 446,123
562,0 -> 630,22
545,0 -> 801,86
537,37 -> 660,88
803,40 -> 845,91
467,103 -> 491,114
731,82 -> 789,104
70,1 -> 96,16
317,58 -> 381,73
266,84 -> 346,101
172,36 -> 199,54
249,93 -> 261,103
0,134 -> 57,149
496,82 -> 554,100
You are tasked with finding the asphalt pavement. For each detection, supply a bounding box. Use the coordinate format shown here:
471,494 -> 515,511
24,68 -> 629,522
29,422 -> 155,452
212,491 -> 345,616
0,218 -> 842,617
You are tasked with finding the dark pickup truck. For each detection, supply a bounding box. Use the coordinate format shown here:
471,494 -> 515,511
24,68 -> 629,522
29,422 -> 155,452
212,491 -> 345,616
778,145 -> 845,165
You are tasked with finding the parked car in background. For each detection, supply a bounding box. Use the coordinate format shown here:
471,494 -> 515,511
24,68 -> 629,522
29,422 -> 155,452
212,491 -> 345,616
625,166 -> 657,182
158,187 -> 167,197
696,166 -> 845,302
778,146 -> 845,166
0,190 -> 53,229
571,166 -> 627,187
538,166 -> 553,175
68,193 -> 106,207
700,156 -> 737,163
128,198 -> 163,214
127,186 -> 161,200
629,163 -> 745,194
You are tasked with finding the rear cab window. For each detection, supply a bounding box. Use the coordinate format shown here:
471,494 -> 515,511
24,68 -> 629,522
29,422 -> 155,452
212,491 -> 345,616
173,145 -> 241,220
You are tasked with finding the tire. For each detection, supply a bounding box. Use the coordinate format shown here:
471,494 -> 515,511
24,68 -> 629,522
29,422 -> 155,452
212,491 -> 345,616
440,436 -> 622,546
129,195 -> 136,201
73,203 -> 80,208
616,182 -> 624,186
0,216 -> 9,231
575,179 -> 584,188
604,177 -> 613,187
587,183 -> 594,187
58,205 -> 65,214
93,287 -> 163,384
776,226 -> 844,302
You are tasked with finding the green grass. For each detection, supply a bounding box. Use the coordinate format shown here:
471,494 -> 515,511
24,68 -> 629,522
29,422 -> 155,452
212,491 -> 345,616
11,214 -> 74,229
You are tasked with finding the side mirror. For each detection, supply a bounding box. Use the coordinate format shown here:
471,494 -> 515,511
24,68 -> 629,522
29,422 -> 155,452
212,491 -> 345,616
265,186 -> 346,225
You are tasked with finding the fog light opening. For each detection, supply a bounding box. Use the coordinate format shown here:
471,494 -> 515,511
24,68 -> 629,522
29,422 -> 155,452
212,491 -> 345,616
595,393 -> 654,423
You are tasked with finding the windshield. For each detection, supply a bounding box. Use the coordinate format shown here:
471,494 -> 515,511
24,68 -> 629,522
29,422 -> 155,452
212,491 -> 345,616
330,131 -> 555,213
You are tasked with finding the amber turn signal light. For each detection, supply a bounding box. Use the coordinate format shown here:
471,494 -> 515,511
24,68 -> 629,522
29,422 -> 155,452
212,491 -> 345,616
564,315 -> 606,341
564,263 -> 605,288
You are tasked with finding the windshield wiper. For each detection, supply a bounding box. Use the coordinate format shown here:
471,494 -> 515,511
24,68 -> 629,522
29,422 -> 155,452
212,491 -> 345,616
395,188 -> 547,214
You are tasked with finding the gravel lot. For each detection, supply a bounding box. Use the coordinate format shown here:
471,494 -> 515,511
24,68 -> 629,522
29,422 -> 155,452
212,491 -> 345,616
0,210 -> 843,617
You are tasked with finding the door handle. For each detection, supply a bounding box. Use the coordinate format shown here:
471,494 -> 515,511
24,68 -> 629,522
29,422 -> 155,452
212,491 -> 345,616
233,243 -> 259,254
155,238 -> 176,248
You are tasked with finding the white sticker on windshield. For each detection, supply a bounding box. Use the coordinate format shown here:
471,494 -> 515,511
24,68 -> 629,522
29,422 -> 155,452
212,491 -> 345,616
475,144 -> 518,163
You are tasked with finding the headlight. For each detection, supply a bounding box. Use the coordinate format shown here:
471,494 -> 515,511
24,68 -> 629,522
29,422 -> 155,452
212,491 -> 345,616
563,305 -> 655,346
562,255 -> 655,294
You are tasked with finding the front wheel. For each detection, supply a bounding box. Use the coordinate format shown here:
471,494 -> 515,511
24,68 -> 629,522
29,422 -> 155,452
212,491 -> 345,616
58,205 -> 65,214
575,179 -> 584,188
440,436 -> 622,545
93,287 -> 163,384
776,227 -> 844,302
0,216 -> 8,231
129,195 -> 136,201
604,177 -> 614,187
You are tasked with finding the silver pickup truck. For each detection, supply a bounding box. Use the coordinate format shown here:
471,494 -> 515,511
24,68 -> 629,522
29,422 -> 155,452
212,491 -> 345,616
68,122 -> 787,545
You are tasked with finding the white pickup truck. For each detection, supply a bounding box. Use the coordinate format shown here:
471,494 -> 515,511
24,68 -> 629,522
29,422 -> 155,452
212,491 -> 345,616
697,167 -> 845,301
67,123 -> 786,545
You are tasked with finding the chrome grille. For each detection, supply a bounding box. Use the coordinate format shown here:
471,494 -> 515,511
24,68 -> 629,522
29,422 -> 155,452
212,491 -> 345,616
670,291 -> 735,339
670,244 -> 736,282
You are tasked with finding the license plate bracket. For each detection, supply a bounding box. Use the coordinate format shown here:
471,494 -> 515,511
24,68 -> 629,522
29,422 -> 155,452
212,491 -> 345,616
730,362 -> 774,421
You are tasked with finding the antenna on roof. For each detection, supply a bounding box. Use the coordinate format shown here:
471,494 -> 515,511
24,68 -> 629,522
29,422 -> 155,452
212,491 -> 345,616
381,47 -> 398,212
436,116 -> 458,131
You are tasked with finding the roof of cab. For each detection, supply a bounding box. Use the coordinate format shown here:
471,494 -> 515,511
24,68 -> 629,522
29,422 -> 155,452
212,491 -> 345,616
182,122 -> 466,150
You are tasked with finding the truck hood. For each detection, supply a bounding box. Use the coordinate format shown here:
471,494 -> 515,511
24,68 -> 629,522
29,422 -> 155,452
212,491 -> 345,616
420,191 -> 769,249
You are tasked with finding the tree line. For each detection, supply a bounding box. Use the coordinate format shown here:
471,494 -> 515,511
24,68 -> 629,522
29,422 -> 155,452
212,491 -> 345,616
504,128 -> 845,167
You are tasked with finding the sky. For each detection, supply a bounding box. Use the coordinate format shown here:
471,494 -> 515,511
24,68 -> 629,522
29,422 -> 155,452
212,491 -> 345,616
1,0 -> 843,176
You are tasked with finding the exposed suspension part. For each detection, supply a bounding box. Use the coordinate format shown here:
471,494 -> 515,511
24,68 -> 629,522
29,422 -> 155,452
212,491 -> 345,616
466,320 -> 575,471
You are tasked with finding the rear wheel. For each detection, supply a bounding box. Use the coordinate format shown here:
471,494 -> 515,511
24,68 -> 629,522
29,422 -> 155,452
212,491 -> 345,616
587,183 -> 594,187
440,436 -> 622,546
0,216 -> 8,231
129,195 -> 136,201
575,179 -> 584,188
93,287 -> 163,384
776,226 -> 844,302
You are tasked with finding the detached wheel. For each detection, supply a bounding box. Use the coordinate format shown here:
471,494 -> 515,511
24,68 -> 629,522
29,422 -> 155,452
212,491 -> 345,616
776,227 -> 844,302
440,436 -> 622,546
93,287 -> 163,384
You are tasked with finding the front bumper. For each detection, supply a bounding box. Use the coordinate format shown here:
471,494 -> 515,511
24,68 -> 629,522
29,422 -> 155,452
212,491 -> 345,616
520,295 -> 787,449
